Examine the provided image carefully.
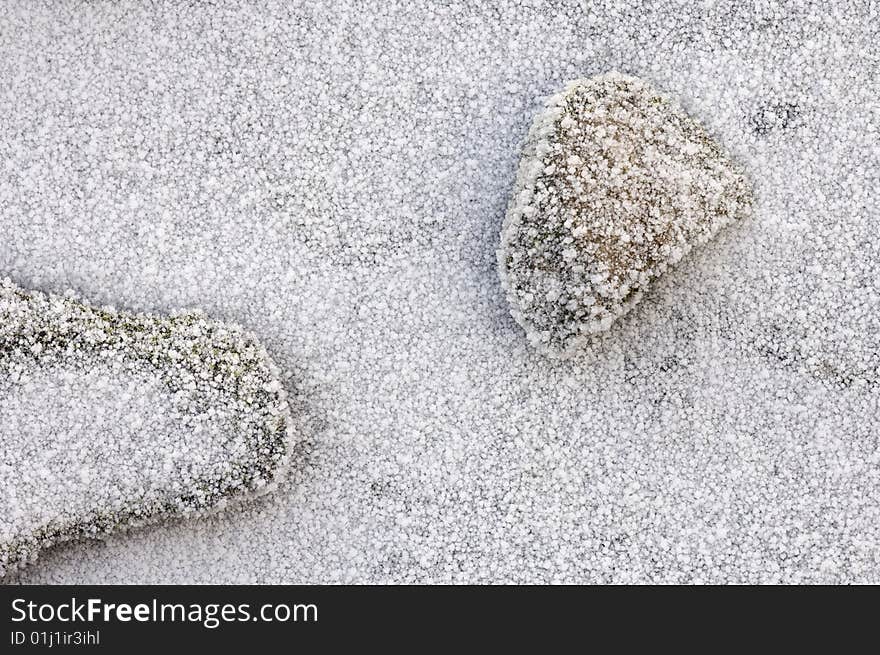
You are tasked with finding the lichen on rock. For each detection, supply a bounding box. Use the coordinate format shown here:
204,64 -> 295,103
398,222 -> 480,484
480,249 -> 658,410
499,72 -> 753,357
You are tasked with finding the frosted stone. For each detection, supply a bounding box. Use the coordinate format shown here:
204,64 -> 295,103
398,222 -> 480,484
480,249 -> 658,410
499,73 -> 753,357
0,279 -> 296,576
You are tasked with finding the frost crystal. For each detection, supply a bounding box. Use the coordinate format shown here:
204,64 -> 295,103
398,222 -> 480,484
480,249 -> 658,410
499,73 -> 753,357
0,279 -> 296,577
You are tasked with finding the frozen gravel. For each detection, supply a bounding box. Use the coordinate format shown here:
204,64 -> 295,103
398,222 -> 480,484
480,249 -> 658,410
1,1 -> 879,583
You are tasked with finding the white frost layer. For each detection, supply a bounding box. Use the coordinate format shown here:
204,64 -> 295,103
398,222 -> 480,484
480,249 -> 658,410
1,364 -> 241,546
2,2 -> 879,583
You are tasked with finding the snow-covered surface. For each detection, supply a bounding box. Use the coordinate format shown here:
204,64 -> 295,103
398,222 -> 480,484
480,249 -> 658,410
3,365 -> 241,568
1,1 -> 878,583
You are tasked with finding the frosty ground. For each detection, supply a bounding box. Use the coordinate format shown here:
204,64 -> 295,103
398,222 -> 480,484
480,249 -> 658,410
1,1 -> 878,583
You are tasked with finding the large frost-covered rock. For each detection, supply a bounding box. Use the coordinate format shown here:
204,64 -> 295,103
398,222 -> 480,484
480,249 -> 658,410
0,279 -> 296,576
499,72 -> 753,357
